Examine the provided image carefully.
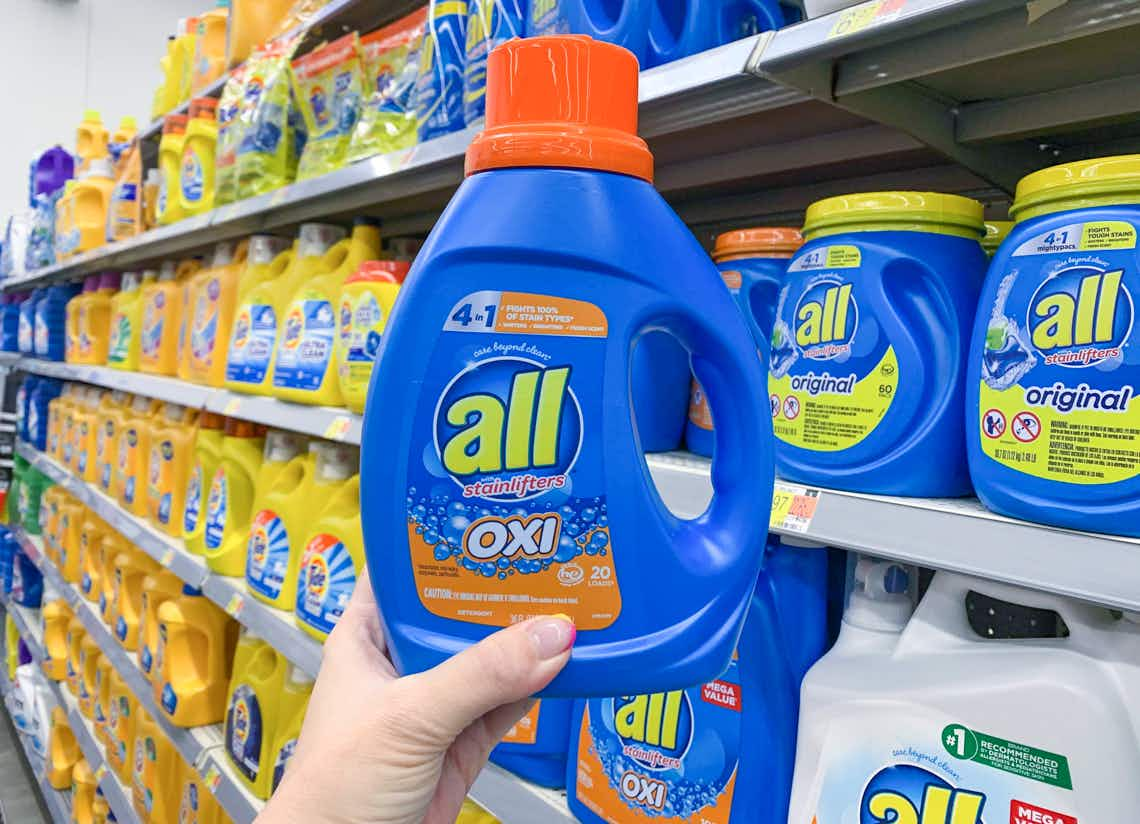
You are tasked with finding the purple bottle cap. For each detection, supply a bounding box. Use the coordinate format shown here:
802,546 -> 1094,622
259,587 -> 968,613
98,272 -> 122,291
82,275 -> 100,292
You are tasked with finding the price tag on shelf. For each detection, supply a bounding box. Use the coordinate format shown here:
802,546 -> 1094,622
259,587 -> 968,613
828,0 -> 905,38
201,763 -> 223,793
94,764 -> 108,783
223,398 -> 242,416
769,483 -> 821,534
323,415 -> 353,441
160,547 -> 176,567
225,593 -> 245,618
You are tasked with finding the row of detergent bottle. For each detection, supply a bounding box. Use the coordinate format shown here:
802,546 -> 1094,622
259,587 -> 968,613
32,379 -> 365,641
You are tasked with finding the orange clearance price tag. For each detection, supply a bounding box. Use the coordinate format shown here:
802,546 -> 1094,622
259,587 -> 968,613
225,593 -> 245,618
323,415 -> 353,441
769,483 -> 821,534
202,764 -> 222,792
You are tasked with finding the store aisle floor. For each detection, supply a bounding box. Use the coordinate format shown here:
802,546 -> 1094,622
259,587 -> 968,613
0,710 -> 48,824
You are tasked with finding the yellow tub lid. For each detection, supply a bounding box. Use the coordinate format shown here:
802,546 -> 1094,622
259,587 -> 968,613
1012,155 -> 1140,221
804,191 -> 985,238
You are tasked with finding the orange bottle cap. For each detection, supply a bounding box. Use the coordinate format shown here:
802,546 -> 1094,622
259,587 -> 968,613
713,227 -> 805,260
465,36 -> 652,182
346,260 -> 411,285
199,411 -> 224,430
162,114 -> 188,135
188,98 -> 218,120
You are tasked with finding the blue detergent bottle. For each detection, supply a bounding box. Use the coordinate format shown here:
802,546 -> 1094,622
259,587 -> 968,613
18,289 -> 42,355
17,375 -> 38,444
687,227 -> 803,457
10,545 -> 44,609
34,283 -> 80,362
527,0 -> 652,66
360,36 -> 773,696
0,293 -> 26,352
488,698 -> 573,787
646,0 -> 786,68
27,377 -> 61,453
770,192 -> 987,496
566,538 -> 829,822
416,0 -> 469,142
968,155 -> 1140,536
463,0 -> 526,127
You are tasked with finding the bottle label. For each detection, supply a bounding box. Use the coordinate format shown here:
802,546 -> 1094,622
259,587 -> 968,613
226,303 -> 276,384
190,278 -> 221,371
204,469 -> 228,550
575,660 -> 741,821
688,379 -> 714,432
770,248 -> 898,451
108,311 -> 131,364
77,421 -> 90,473
296,532 -> 355,635
272,738 -> 297,792
184,464 -> 204,534
246,509 -> 290,598
96,419 -> 113,489
404,290 -> 620,629
501,700 -> 542,745
978,224 -> 1140,484
181,151 -> 204,202
180,777 -> 201,821
273,298 -> 336,391
141,295 -> 164,362
342,292 -> 385,363
225,684 -> 263,782
149,439 -> 176,525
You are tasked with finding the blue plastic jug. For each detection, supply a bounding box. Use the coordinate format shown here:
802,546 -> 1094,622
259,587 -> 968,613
0,293 -> 26,352
31,147 -> 74,201
687,227 -> 802,457
968,156 -> 1140,536
566,539 -> 829,822
361,37 -> 772,696
464,0 -> 526,126
0,527 -> 16,595
770,192 -> 986,496
488,699 -> 572,788
527,0 -> 652,65
17,375 -> 38,444
26,377 -> 61,453
415,0 -> 469,142
647,0 -> 786,67
34,283 -> 80,361
18,290 -> 42,354
10,545 -> 44,608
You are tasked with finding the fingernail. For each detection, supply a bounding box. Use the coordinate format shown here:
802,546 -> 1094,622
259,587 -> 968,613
530,614 -> 576,659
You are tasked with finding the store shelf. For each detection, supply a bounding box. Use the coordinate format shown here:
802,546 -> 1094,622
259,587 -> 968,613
11,358 -> 363,445
753,0 -> 1140,191
646,451 -> 1140,612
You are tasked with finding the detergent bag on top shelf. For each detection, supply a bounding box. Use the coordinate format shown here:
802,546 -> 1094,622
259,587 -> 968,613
215,65 -> 249,207
348,10 -> 426,162
237,38 -> 302,199
415,0 -> 469,142
290,33 -> 366,181
463,0 -> 524,126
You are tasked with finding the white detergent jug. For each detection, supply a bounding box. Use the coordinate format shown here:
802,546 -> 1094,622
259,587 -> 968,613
788,562 -> 1140,824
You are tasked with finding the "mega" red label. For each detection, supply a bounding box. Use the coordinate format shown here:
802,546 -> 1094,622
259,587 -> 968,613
1010,800 -> 1077,824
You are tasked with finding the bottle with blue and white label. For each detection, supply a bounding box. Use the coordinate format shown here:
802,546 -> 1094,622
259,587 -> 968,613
968,155 -> 1140,535
362,36 -> 773,696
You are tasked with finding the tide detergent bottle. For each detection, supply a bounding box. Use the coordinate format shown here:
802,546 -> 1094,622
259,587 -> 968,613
112,548 -> 160,650
294,472 -> 362,640
337,260 -> 410,412
138,570 -> 185,681
95,390 -> 129,494
132,706 -> 180,822
225,223 -> 347,395
66,276 -> 97,363
178,752 -> 228,824
117,396 -> 164,516
203,420 -> 268,575
688,227 -> 803,457
247,442 -> 356,609
360,37 -> 772,694
787,565 -> 1140,824
268,664 -> 314,794
273,218 -> 383,405
770,192 -> 986,497
184,411 -> 225,555
156,584 -> 237,727
967,156 -> 1140,536
224,631 -> 289,799
141,258 -> 202,375
182,238 -> 252,382
146,403 -> 198,534
107,270 -> 155,370
489,700 -> 572,787
157,114 -> 189,225
189,235 -> 290,386
180,97 -> 219,217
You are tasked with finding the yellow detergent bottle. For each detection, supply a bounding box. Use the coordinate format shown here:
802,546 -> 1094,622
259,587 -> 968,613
224,631 -> 288,799
72,387 -> 104,482
157,114 -> 189,225
79,511 -> 111,602
97,533 -> 124,624
457,800 -> 501,824
80,272 -> 120,366
147,403 -> 199,534
53,181 -> 76,259
246,441 -> 356,608
185,238 -> 253,384
94,654 -> 113,747
92,793 -> 110,824
72,159 -> 116,256
203,422 -> 269,576
72,757 -> 98,824
193,1 -> 230,91
337,260 -> 408,412
185,412 -> 225,554
108,271 -> 155,370
132,706 -> 180,823
77,635 -> 101,717
153,35 -> 178,119
42,599 -> 72,681
76,110 -> 110,175
138,570 -> 184,683
295,472 -> 362,640
58,498 -> 86,584
268,663 -> 314,795
95,390 -> 129,495
191,236 -> 288,387
225,223 -> 347,395
112,548 -> 160,651
113,116 -> 139,148
176,16 -> 201,102
180,97 -> 219,217
58,387 -> 80,468
46,706 -> 79,789
40,486 -> 64,562
4,615 -> 18,680
178,752 -> 228,824
273,218 -> 383,405
66,276 -> 96,363
105,667 -> 135,782
47,385 -> 74,461
66,617 -> 86,697
141,259 -> 201,375
156,584 -> 237,726
117,396 -> 164,515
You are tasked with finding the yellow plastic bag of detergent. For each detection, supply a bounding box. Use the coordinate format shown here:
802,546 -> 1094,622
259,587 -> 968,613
236,37 -> 302,200
290,33 -> 365,181
274,0 -> 334,36
215,65 -> 249,207
106,139 -> 142,242
347,10 -> 426,163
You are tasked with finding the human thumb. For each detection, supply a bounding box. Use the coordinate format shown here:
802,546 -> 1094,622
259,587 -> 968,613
399,615 -> 575,746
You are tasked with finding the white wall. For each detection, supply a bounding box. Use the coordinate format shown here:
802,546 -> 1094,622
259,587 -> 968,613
1,0 -> 208,221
